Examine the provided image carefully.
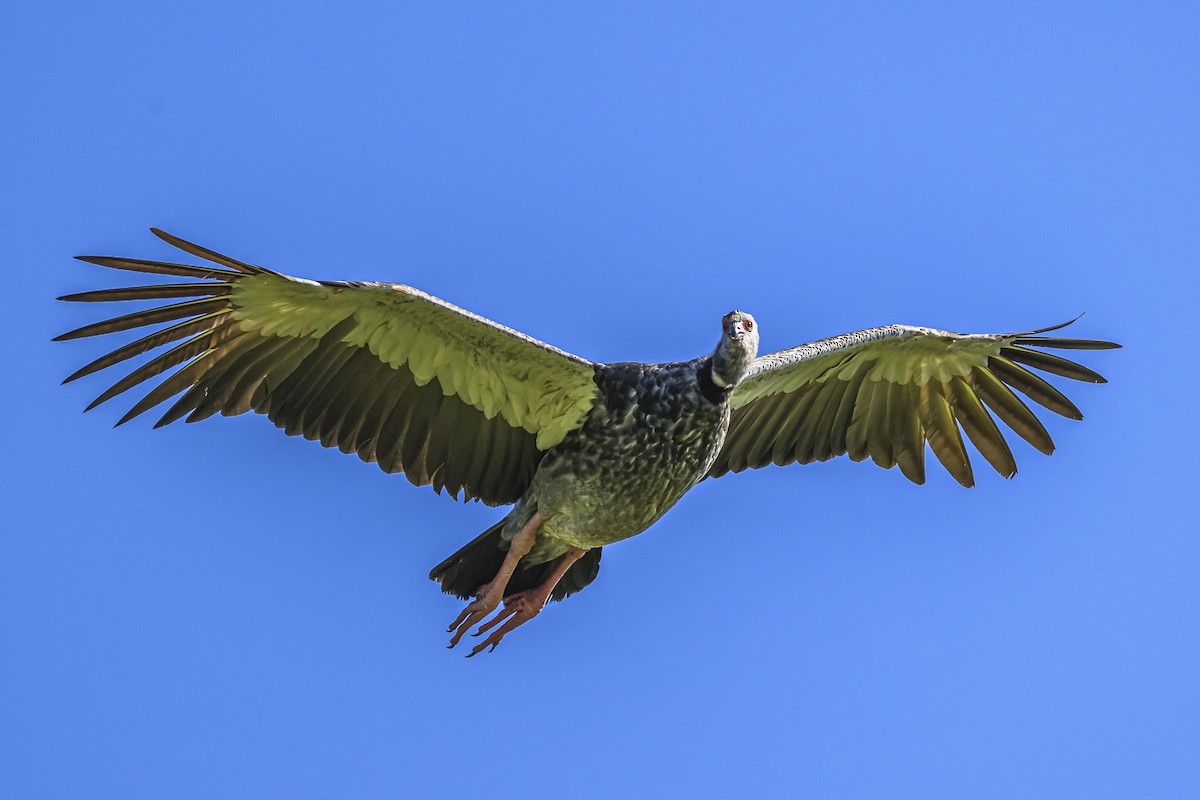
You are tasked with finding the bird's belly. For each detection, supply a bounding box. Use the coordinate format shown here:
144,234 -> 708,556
526,404 -> 727,550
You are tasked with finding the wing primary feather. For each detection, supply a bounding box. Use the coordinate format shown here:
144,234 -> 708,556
1014,336 -> 1120,351
221,336 -> 308,417
149,228 -> 268,274
163,334 -> 268,425
950,375 -> 1017,478
201,336 -> 308,420
118,350 -> 224,426
250,340 -> 321,415
53,297 -> 230,341
74,255 -> 241,280
988,356 -> 1083,419
62,313 -> 223,384
177,338 -> 276,422
58,284 -> 232,303
919,381 -> 974,487
85,327 -> 225,411
1002,345 -> 1107,384
971,369 -> 1055,455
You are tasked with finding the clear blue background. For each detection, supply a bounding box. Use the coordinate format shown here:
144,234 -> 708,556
3,2 -> 1197,797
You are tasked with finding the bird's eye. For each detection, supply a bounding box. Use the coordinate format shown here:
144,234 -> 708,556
744,320 -> 754,332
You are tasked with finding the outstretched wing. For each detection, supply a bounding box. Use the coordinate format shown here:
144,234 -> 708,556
58,229 -> 601,505
709,320 -> 1119,487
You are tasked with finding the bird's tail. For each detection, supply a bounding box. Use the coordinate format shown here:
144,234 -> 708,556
429,520 -> 603,603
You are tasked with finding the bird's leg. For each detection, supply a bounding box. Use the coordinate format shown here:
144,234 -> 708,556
447,512 -> 542,648
466,546 -> 588,657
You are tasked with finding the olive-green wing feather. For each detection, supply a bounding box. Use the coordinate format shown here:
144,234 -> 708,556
58,228 -> 601,505
709,321 -> 1118,486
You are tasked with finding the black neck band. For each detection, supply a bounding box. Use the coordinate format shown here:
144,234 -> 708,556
697,359 -> 732,404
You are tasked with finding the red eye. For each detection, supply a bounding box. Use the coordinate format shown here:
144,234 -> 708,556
744,319 -> 754,332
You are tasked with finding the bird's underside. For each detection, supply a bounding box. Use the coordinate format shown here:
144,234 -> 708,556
58,229 -> 1120,655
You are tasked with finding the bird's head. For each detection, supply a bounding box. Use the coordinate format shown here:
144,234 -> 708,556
712,310 -> 759,387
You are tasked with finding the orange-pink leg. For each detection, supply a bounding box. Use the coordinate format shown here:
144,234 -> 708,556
447,512 -> 542,649
466,546 -> 588,657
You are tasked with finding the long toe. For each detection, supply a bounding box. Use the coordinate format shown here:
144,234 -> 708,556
463,592 -> 547,656
466,609 -> 537,657
447,598 -> 497,648
473,605 -> 518,637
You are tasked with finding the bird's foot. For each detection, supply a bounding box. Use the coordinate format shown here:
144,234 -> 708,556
446,584 -> 504,648
447,544 -> 586,657
464,589 -> 548,657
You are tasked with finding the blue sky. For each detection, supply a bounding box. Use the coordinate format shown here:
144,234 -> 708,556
3,2 -> 1197,797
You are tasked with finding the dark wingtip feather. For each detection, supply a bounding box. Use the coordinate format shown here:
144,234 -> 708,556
1012,315 -> 1085,337
53,325 -> 104,341
1016,336 -> 1122,351
58,284 -> 231,304
71,254 -> 241,280
150,227 -> 265,274
1008,316 -> 1121,350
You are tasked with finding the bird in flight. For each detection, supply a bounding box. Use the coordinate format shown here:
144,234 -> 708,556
58,229 -> 1119,656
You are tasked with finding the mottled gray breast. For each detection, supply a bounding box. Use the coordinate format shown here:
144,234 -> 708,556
527,357 -> 731,550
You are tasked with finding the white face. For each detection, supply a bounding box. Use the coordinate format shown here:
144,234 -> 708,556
722,310 -> 757,341
713,310 -> 759,387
